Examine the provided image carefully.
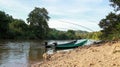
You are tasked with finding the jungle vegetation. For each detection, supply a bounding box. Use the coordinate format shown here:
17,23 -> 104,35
0,7 -> 87,40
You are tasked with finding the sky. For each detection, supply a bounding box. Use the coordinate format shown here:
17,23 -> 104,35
0,0 -> 113,32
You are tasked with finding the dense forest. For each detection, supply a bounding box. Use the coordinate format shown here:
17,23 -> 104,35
0,7 -> 89,40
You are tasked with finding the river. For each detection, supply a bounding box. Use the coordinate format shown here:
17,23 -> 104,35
0,40 -> 73,67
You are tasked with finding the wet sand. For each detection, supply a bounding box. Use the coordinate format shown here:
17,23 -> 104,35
32,41 -> 120,67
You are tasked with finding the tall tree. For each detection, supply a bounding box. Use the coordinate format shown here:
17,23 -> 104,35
27,7 -> 50,39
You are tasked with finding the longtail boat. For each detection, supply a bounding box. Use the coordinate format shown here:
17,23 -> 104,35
58,40 -> 77,46
46,40 -> 77,48
55,40 -> 88,50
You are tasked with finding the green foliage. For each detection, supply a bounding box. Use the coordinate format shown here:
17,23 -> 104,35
98,0 -> 120,40
46,29 -> 88,40
9,19 -> 28,39
99,13 -> 120,40
47,29 -> 66,40
27,7 -> 50,39
0,8 -> 90,40
0,11 -> 30,39
0,10 -> 84,40
0,11 -> 13,38
110,0 -> 120,11
67,30 -> 76,39
78,31 -> 102,40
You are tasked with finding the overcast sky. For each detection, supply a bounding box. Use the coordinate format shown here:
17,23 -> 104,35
0,0 -> 113,32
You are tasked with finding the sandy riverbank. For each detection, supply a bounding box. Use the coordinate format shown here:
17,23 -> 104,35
32,41 -> 120,67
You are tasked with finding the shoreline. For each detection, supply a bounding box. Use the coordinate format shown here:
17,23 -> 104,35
31,41 -> 120,67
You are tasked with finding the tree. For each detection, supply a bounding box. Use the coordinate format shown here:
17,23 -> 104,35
0,11 -> 13,38
98,0 -> 120,40
110,0 -> 120,11
67,30 -> 75,39
9,19 -> 28,38
99,4 -> 120,40
67,30 -> 75,35
27,7 -> 50,39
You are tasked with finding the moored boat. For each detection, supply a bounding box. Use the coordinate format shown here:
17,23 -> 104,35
45,40 -> 77,48
55,40 -> 88,50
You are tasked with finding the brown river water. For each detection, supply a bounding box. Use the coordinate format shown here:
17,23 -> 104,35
0,40 -> 72,67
